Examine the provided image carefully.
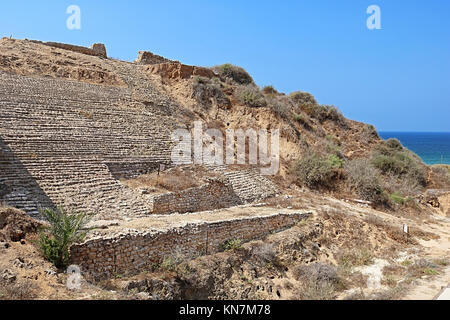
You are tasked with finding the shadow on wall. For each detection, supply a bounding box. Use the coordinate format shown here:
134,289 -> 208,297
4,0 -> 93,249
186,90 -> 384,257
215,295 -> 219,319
0,136 -> 55,217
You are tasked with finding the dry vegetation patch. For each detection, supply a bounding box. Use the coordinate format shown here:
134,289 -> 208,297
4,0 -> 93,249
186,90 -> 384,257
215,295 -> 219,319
122,166 -> 217,193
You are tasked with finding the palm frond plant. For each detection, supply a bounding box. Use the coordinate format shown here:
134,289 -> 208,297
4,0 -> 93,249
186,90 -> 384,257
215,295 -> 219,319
38,207 -> 92,269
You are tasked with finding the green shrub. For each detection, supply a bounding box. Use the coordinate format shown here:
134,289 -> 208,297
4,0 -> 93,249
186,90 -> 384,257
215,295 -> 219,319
371,139 -> 427,187
160,257 -> 178,272
236,85 -> 267,107
328,154 -> 345,168
38,208 -> 91,269
292,153 -> 340,189
213,64 -> 253,85
221,238 -> 242,251
289,91 -> 317,105
390,193 -> 405,205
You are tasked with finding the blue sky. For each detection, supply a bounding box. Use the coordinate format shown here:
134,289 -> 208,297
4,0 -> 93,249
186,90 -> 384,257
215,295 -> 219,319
1,0 -> 449,132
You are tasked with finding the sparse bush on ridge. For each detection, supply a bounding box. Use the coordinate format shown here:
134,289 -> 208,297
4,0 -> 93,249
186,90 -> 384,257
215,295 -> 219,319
212,63 -> 253,85
363,124 -> 380,140
236,85 -> 267,108
289,91 -> 317,106
371,138 -> 427,187
265,95 -> 293,120
192,76 -> 230,108
38,208 -> 91,269
298,103 -> 347,127
262,85 -> 278,95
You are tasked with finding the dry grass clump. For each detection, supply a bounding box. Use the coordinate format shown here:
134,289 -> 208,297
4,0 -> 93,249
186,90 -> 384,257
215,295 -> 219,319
0,280 -> 37,300
337,248 -> 374,270
249,242 -> 278,266
294,263 -> 346,300
407,258 -> 440,277
123,169 -> 205,193
430,165 -> 450,188
370,285 -> 406,300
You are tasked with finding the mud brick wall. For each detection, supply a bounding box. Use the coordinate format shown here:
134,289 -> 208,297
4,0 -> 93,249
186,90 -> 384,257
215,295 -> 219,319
69,212 -> 310,280
151,179 -> 242,214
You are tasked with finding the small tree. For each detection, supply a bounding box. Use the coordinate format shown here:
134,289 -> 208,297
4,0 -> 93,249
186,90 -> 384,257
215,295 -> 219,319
38,208 -> 91,269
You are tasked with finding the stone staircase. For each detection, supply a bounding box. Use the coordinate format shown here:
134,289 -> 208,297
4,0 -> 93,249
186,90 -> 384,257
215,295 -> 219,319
206,165 -> 279,203
0,70 -> 174,219
0,60 -> 279,220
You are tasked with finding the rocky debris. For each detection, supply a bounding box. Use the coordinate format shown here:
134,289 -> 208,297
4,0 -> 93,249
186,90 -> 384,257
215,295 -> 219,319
120,278 -> 181,300
85,220 -> 121,230
11,257 -> 33,269
44,269 -> 57,276
419,189 -> 448,208
1,269 -> 17,283
0,39 -> 123,86
12,258 -> 25,268
0,241 -> 10,249
135,51 -> 175,65
144,62 -> 215,81
0,207 -> 41,242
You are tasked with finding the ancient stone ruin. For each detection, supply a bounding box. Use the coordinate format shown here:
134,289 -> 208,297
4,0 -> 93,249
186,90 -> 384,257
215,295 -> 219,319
29,40 -> 108,58
135,50 -> 174,65
0,39 -> 308,279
